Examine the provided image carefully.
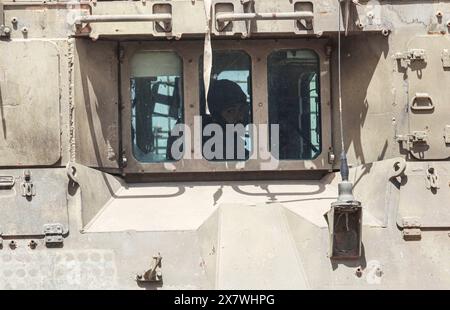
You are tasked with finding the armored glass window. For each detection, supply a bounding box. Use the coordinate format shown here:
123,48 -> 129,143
130,51 -> 183,162
199,51 -> 253,161
268,49 -> 321,160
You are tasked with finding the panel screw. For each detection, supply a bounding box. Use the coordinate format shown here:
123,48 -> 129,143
21,27 -> 28,34
29,240 -> 37,249
381,29 -> 390,36
355,267 -> 363,277
11,17 -> 18,24
375,267 -> 383,277
9,241 -> 16,250
436,11 -> 443,18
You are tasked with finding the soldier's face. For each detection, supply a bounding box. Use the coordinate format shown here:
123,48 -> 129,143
220,103 -> 249,124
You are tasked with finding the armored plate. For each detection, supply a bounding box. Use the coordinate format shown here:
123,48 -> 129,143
397,162 -> 450,228
407,36 -> 450,160
0,41 -> 61,166
0,168 -> 69,236
0,249 -> 117,289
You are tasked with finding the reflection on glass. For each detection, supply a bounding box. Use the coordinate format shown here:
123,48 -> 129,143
199,51 -> 253,161
130,51 -> 183,162
268,49 -> 321,160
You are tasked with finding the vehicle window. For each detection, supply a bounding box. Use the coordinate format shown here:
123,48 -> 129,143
130,51 -> 183,162
199,51 -> 253,161
268,49 -> 321,160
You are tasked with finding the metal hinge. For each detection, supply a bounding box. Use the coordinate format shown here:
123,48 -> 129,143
394,49 -> 426,67
396,131 -> 428,151
402,217 -> 421,240
0,3 -> 11,38
43,223 -> 64,247
0,175 -> 15,189
328,150 -> 336,164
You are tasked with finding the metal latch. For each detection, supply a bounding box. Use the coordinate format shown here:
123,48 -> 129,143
396,131 -> 428,151
402,217 -> 421,240
43,223 -> 64,247
394,49 -> 426,67
425,166 -> 439,190
21,170 -> 36,198
442,49 -> 450,68
136,253 -> 163,283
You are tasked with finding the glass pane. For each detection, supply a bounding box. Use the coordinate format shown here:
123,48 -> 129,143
130,51 -> 183,162
268,49 -> 321,160
199,51 -> 252,161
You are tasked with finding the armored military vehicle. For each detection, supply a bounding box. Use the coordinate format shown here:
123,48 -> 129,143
0,0 -> 449,289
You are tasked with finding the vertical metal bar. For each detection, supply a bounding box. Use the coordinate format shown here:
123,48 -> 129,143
117,42 -> 125,170
0,1 -> 4,27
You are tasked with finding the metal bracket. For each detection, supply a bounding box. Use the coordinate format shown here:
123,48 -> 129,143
21,170 -> 36,198
442,49 -> 450,68
153,3 -> 172,33
425,166 -> 439,190
136,253 -> 163,283
0,2 -> 11,38
215,9 -> 314,32
402,217 -> 421,240
328,150 -> 336,164
396,131 -> 428,151
43,223 -> 64,247
394,49 -> 426,68
444,125 -> 450,144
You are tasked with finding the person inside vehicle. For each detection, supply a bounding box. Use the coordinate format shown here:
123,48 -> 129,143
166,79 -> 251,161
202,79 -> 250,161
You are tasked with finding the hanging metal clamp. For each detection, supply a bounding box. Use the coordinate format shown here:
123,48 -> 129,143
21,170 -> 36,198
136,253 -> 163,283
425,166 -> 439,190
394,49 -> 426,68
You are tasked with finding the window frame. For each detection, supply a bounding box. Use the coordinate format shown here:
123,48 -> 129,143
120,39 -> 332,174
198,49 -> 254,162
267,48 -> 323,161
129,50 -> 185,163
